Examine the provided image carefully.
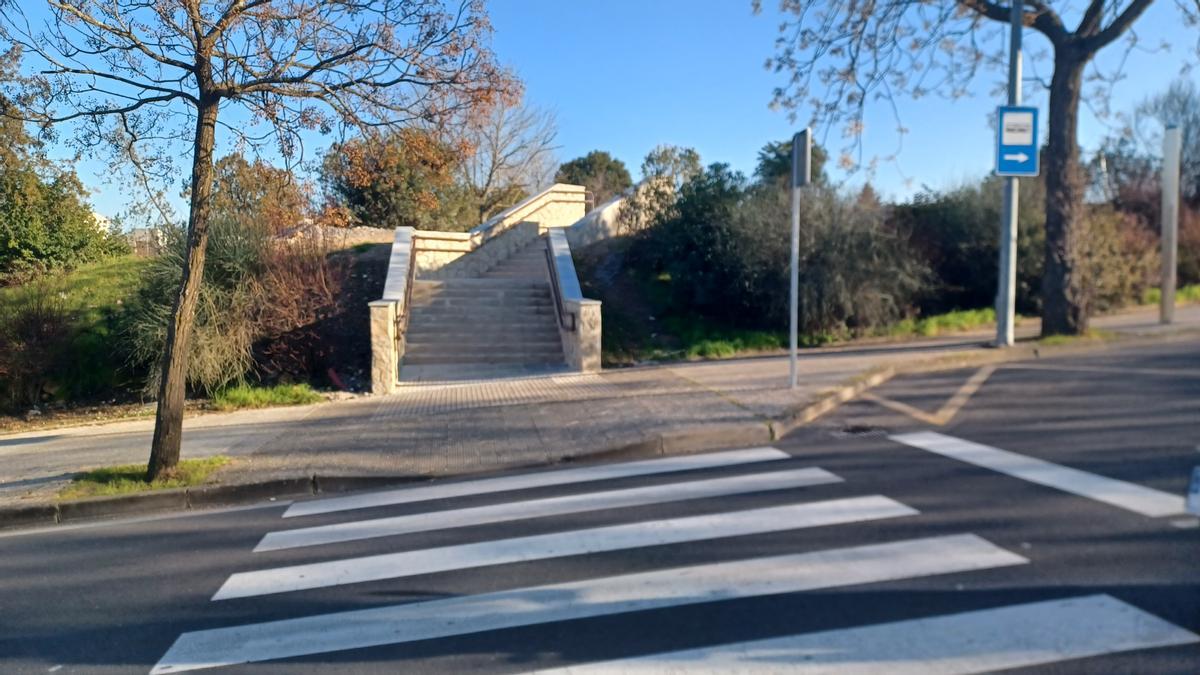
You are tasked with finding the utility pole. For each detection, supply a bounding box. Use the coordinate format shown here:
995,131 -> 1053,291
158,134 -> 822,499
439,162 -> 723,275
789,129 -> 811,389
1161,125 -> 1182,324
995,0 -> 1023,347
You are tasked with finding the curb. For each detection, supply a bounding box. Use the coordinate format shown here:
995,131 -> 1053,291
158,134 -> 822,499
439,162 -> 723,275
0,475 -> 423,533
2,329 -> 1194,533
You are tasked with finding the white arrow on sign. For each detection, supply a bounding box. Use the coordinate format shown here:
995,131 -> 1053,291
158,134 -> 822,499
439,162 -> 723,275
1003,152 -> 1030,163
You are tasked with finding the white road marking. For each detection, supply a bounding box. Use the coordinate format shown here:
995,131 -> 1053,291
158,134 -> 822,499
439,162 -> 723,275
530,594 -> 1198,674
283,447 -> 791,518
213,496 -> 917,601
152,533 -> 1023,673
891,431 -> 1187,517
256,468 -> 842,552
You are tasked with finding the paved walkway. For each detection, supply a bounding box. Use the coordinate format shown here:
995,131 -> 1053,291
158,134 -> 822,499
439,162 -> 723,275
1,305 -> 1197,504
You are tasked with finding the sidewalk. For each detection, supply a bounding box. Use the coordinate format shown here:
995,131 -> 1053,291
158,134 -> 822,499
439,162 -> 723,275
2,304 -> 1198,508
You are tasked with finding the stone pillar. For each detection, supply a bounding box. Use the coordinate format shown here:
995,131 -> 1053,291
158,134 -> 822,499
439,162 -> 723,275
369,300 -> 398,395
562,298 -> 602,373
575,299 -> 602,373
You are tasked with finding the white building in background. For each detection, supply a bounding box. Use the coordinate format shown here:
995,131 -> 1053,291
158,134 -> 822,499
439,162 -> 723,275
126,227 -> 165,256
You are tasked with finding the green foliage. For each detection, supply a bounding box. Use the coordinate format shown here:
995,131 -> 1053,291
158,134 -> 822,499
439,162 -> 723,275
631,163 -> 926,337
1142,284 -> 1200,305
891,177 -> 1045,314
58,455 -> 230,499
0,256 -> 152,409
887,308 -> 997,338
555,150 -> 633,205
210,383 -> 323,411
754,138 -> 829,186
124,217 -> 265,396
641,145 -> 702,189
0,163 -> 129,283
0,50 -> 128,283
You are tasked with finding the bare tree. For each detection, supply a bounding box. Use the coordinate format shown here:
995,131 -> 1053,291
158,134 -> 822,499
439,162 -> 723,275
761,0 -> 1198,335
0,0 -> 512,479
459,98 -> 558,223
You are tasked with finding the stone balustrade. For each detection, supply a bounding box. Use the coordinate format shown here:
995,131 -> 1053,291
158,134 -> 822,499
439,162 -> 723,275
547,228 -> 602,373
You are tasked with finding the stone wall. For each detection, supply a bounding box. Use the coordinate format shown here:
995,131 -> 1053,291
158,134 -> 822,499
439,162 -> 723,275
416,222 -> 539,279
565,192 -> 626,249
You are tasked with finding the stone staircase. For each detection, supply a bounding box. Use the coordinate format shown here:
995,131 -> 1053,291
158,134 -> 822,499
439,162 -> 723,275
402,236 -> 567,378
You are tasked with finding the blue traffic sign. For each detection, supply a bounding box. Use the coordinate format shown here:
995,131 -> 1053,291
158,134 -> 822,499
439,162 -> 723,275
996,106 -> 1039,177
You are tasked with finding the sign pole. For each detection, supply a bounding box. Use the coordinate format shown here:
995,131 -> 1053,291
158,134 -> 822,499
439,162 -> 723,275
790,129 -> 811,390
996,0 -> 1023,347
1161,125 -> 1182,324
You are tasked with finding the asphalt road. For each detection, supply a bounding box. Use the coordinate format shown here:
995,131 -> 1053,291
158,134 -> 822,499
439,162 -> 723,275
1,340 -> 1197,674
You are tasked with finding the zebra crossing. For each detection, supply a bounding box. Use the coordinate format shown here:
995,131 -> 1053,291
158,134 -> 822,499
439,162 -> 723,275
152,446 -> 1198,674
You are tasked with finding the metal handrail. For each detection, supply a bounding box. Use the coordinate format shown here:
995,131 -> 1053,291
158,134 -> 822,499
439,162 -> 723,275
543,238 -> 577,332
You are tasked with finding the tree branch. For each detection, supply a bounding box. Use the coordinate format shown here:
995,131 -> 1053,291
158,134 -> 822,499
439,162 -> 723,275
1083,0 -> 1155,51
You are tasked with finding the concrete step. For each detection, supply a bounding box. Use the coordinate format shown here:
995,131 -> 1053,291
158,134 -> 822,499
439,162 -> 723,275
404,352 -> 565,365
408,309 -> 559,323
405,342 -> 564,355
411,289 -> 551,302
412,300 -> 554,312
413,279 -> 548,289
407,324 -> 561,337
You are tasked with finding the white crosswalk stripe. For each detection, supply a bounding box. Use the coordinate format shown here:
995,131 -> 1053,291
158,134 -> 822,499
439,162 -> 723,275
214,496 -> 917,600
255,467 -> 843,552
153,446 -> 1197,674
891,431 -> 1187,517
528,594 -> 1200,674
283,447 -> 791,518
152,534 -> 1026,673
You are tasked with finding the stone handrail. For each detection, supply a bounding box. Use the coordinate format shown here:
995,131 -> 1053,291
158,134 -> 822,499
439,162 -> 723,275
546,228 -> 601,372
413,183 -> 587,279
470,183 -> 587,240
369,227 -> 415,394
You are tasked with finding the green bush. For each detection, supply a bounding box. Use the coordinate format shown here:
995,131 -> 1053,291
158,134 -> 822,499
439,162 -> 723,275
630,164 -> 927,338
890,177 -> 1044,315
0,166 -> 129,284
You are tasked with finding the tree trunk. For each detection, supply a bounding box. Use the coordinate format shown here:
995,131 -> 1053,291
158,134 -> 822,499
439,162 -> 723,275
146,99 -> 220,481
1040,48 -> 1089,336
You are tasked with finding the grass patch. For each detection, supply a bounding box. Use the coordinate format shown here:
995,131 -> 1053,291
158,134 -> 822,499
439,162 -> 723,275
211,383 -> 323,411
1038,329 -> 1116,346
887,307 -> 1000,338
1142,284 -> 1200,306
1,255 -> 153,401
58,456 -> 231,500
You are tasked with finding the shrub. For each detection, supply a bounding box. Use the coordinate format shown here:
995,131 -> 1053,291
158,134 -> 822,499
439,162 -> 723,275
890,177 -> 1044,315
630,164 -> 927,337
1180,207 -> 1200,286
123,213 -> 351,397
320,128 -> 463,230
1076,206 -> 1159,312
0,280 -> 72,408
0,167 -> 129,284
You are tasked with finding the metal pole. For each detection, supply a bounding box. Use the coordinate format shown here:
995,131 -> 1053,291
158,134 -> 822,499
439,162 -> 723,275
1161,125 -> 1182,324
996,0 -> 1023,347
790,129 -> 810,390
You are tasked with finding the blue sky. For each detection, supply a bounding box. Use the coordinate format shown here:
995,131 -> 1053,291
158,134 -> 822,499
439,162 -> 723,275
488,0 -> 1196,200
62,0 -> 1199,219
